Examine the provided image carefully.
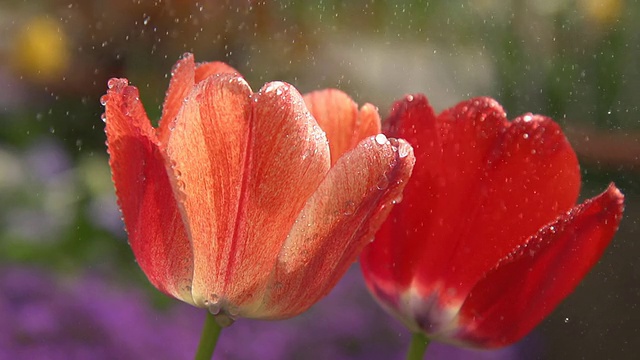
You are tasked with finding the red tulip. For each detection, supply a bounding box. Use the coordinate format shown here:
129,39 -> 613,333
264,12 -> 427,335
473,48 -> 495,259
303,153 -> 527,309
360,94 -> 624,347
103,53 -> 415,324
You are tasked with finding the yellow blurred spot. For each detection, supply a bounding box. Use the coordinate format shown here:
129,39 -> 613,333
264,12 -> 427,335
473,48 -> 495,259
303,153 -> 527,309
578,0 -> 622,26
11,16 -> 69,82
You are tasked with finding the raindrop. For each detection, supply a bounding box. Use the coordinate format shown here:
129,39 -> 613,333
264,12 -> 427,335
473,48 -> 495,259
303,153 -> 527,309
107,78 -> 118,89
100,95 -> 108,106
343,200 -> 356,216
376,174 -> 389,190
208,294 -> 221,315
375,134 -> 388,145
398,143 -> 410,158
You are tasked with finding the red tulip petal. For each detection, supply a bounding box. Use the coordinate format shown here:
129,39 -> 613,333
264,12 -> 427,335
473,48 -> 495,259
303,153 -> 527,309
158,54 -> 239,144
304,89 -> 381,164
260,135 -> 415,318
457,184 -> 624,347
163,74 -> 253,307
372,96 -> 581,308
104,78 -> 194,304
362,94 -> 441,300
436,111 -> 581,301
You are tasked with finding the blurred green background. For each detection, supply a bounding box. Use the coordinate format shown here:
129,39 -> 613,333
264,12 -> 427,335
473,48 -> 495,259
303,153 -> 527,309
0,0 -> 638,359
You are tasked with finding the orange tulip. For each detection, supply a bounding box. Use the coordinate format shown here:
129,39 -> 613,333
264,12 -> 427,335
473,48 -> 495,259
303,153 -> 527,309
102,53 -> 414,325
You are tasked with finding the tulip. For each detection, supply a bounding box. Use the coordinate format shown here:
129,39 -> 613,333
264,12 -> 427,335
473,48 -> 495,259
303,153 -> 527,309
360,95 -> 624,355
102,53 -> 415,330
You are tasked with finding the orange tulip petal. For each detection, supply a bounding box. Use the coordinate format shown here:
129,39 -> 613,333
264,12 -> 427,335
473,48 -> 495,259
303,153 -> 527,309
304,89 -> 381,164
195,61 -> 238,83
357,102 -> 383,140
457,184 -> 624,347
158,53 -> 239,144
104,78 -> 194,304
260,135 -> 415,318
163,74 -> 253,307
158,53 -> 197,143
221,82 -> 332,313
165,78 -> 332,312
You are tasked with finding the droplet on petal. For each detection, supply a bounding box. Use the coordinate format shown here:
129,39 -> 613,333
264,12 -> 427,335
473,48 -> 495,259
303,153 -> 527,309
375,133 -> 388,145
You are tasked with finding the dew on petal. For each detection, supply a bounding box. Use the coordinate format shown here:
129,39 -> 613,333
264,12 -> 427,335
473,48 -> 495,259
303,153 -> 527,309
343,200 -> 356,216
375,134 -> 388,145
107,78 -> 118,89
376,174 -> 390,190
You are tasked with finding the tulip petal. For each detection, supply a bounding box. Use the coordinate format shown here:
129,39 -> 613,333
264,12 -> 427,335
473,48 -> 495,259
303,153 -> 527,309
362,94 -> 441,301
260,135 -> 415,318
304,89 -> 381,164
163,74 -> 252,307
158,53 -> 197,142
195,61 -> 238,83
221,82 -> 331,312
165,78 -> 332,310
374,96 -> 581,307
104,78 -> 194,304
158,53 -> 238,144
456,184 -> 624,347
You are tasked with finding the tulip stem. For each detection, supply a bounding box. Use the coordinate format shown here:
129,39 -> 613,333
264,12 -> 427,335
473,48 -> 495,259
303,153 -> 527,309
195,311 -> 223,360
406,332 -> 430,360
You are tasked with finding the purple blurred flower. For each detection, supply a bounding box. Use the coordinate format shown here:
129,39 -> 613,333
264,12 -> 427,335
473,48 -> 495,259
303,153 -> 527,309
24,139 -> 72,179
0,265 -> 532,359
0,266 -> 199,360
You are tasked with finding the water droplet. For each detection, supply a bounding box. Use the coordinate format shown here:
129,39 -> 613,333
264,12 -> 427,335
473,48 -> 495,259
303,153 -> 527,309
208,294 -> 221,315
522,115 -> 533,122
376,174 -> 389,190
343,200 -> 356,216
276,87 -> 283,96
100,95 -> 109,106
107,78 -> 119,89
122,86 -> 139,102
564,317 -> 570,323
406,94 -> 414,102
375,134 -> 388,145
398,143 -> 410,158
100,113 -> 107,123
391,193 -> 403,205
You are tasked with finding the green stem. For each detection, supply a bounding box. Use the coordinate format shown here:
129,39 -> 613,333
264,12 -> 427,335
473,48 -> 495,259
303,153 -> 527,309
194,311 -> 223,360
405,332 -> 431,360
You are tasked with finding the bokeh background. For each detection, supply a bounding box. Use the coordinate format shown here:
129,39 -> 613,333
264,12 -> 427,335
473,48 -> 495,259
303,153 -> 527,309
0,0 -> 638,359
